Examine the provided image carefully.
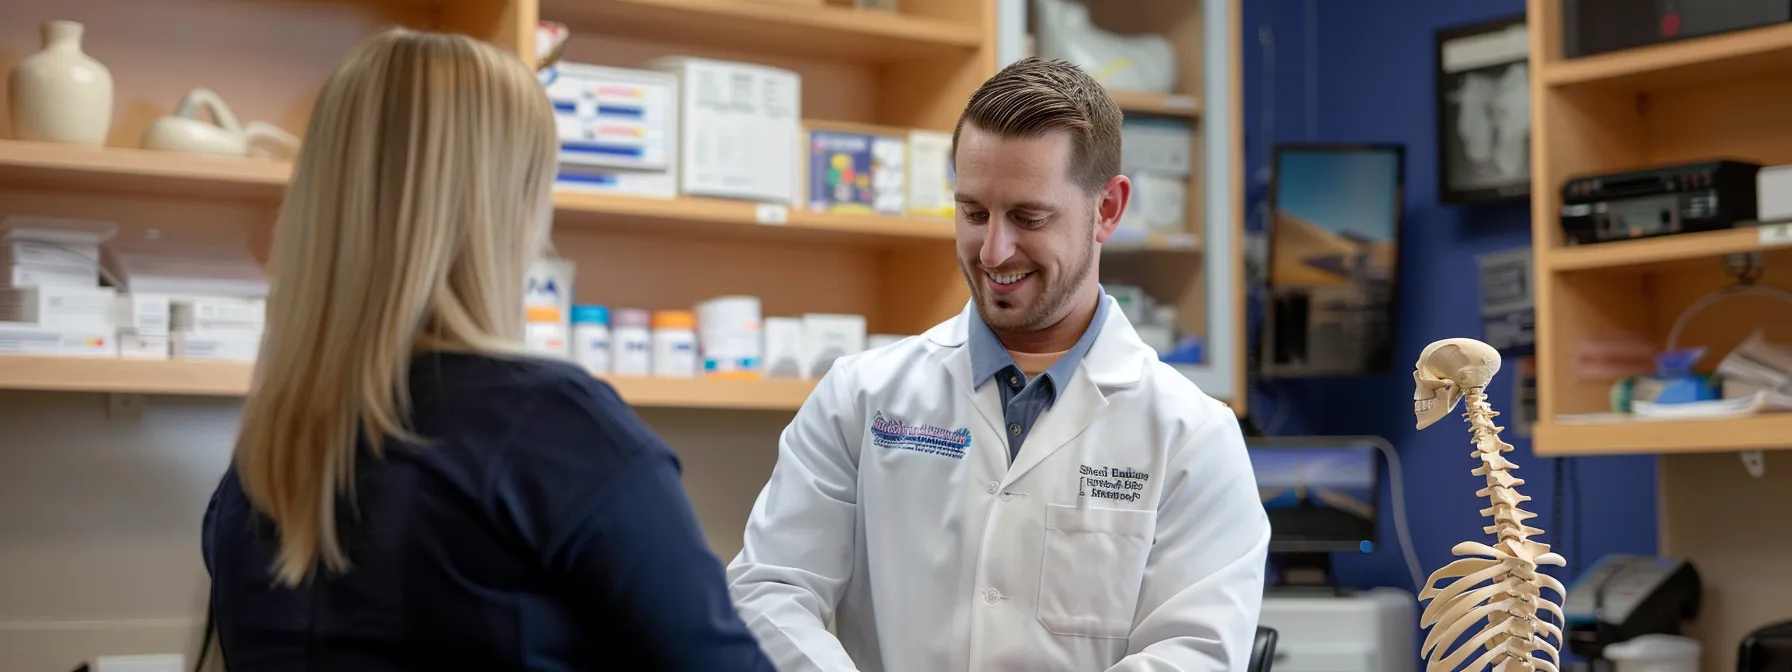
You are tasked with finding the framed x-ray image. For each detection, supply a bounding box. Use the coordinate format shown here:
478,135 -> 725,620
1435,14 -> 1530,204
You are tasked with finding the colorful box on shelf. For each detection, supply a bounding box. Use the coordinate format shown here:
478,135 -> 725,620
543,62 -> 679,199
806,126 -> 907,216
800,122 -> 954,220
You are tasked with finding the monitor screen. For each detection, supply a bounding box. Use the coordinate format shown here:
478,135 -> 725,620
1260,144 -> 1404,378
1246,436 -> 1385,553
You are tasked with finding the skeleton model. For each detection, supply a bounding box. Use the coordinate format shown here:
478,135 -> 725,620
1411,338 -> 1568,672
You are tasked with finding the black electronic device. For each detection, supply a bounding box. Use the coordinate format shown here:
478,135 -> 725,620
1563,0 -> 1792,59
1562,555 -> 1703,661
1560,160 -> 1761,245
1740,620 -> 1792,671
1246,436 -> 1387,592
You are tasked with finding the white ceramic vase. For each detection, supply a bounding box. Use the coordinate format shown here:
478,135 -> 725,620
8,21 -> 114,146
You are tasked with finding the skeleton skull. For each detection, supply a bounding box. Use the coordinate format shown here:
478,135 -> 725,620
1413,338 -> 1502,430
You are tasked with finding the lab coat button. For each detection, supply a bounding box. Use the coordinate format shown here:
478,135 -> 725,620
1008,423 -> 1022,436
984,589 -> 1001,604
1000,492 -> 1014,502
986,481 -> 999,494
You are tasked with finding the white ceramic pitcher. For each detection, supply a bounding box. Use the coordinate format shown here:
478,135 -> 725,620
140,88 -> 299,159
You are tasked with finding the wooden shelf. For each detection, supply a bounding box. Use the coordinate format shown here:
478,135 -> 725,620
1533,413 -> 1792,456
0,140 -> 954,245
538,0 -> 982,64
0,140 -> 289,201
0,356 -> 818,411
1545,226 -> 1792,272
1103,229 -> 1202,253
0,356 -> 252,397
553,191 -> 954,243
1540,22 -> 1792,91
1108,90 -> 1202,119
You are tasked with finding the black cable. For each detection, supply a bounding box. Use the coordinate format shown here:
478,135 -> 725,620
1569,457 -> 1583,577
1552,455 -> 1565,572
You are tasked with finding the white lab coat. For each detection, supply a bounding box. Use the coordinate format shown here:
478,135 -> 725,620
727,298 -> 1271,671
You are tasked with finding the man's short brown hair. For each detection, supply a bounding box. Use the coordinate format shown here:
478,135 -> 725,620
952,57 -> 1123,194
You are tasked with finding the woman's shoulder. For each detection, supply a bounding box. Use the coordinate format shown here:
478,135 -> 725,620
409,351 -> 662,458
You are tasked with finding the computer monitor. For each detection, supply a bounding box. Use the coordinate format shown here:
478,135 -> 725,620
1260,143 -> 1405,378
1246,435 -> 1388,590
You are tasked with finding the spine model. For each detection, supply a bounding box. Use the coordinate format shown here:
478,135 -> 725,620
1411,338 -> 1569,672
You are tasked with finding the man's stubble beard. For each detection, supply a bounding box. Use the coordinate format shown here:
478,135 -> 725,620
962,226 -> 1097,333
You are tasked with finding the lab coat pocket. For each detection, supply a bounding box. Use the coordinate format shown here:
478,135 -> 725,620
1035,503 -> 1157,639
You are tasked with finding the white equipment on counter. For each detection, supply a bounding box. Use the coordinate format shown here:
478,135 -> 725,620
1258,587 -> 1416,672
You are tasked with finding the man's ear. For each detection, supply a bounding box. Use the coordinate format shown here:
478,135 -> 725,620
1092,174 -> 1130,244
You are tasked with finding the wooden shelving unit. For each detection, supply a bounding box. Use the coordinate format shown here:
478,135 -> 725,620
1036,0 -> 1237,412
1527,3 -> 1792,667
0,356 -> 819,410
1535,413 -> 1792,455
1544,225 -> 1792,272
1107,89 -> 1201,119
1528,3 -> 1792,456
0,141 -> 955,245
1538,21 -> 1792,90
0,140 -> 290,200
0,0 -> 997,410
537,0 -> 983,63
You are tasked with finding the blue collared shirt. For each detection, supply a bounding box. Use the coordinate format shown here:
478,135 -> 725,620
967,290 -> 1110,462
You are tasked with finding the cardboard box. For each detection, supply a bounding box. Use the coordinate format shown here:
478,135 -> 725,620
806,122 -> 907,215
543,62 -> 679,199
650,56 -> 802,203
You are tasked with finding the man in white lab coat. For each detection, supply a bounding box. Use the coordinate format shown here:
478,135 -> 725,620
727,57 -> 1271,671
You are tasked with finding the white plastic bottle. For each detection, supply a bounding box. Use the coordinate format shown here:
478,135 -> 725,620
610,308 -> 652,377
570,305 -> 611,374
651,309 -> 698,378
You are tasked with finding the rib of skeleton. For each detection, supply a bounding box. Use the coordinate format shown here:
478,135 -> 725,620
1412,338 -> 1569,672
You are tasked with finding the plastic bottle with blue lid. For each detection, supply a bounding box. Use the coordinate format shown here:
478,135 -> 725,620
571,305 -> 611,374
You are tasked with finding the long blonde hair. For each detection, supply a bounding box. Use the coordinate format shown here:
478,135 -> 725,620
235,28 -> 558,586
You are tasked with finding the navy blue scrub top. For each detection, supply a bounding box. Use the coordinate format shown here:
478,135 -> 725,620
202,352 -> 774,671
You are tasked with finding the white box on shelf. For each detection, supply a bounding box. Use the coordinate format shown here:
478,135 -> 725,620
170,296 -> 266,332
6,263 -> 97,288
171,329 -> 262,361
525,257 -> 575,356
800,313 -> 866,379
544,62 -> 680,199
0,216 -> 118,248
0,322 -> 116,357
906,129 -> 955,219
0,285 -> 116,328
103,247 -> 268,299
114,293 -> 172,334
1120,118 -> 1192,177
762,316 -> 804,379
649,56 -> 802,204
119,328 -> 171,360
1759,163 -> 1792,223
1118,170 -> 1188,233
2,238 -> 100,269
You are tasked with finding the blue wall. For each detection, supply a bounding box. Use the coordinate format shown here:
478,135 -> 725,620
1239,0 -> 1661,595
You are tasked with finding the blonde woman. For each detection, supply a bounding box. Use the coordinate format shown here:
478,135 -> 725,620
200,29 -> 774,671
